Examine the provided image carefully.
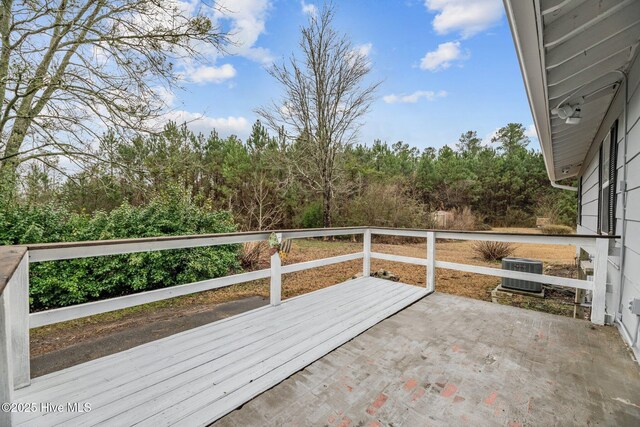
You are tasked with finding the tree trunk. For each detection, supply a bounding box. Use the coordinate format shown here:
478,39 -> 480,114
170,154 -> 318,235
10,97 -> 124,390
322,185 -> 332,228
0,133 -> 24,201
1,89 -> 39,200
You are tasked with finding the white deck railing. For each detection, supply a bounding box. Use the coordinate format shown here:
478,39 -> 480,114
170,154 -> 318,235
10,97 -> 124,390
0,226 -> 613,411
26,227 -> 367,328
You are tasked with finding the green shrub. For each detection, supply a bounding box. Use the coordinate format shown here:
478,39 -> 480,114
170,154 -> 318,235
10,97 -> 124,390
1,187 -> 241,310
299,202 -> 324,229
540,224 -> 574,235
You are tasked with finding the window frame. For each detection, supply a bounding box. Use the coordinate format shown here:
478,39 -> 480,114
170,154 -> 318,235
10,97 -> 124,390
577,176 -> 582,226
597,121 -> 618,235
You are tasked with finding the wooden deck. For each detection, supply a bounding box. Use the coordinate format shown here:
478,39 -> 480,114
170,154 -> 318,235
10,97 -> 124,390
13,278 -> 427,426
1,227 -> 610,427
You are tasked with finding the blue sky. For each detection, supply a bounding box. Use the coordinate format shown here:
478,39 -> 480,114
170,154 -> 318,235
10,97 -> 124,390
165,0 -> 538,151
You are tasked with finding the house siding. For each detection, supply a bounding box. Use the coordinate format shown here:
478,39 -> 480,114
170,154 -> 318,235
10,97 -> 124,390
578,53 -> 640,355
579,155 -> 599,233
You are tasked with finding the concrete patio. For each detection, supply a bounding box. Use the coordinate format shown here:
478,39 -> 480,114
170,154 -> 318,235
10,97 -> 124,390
214,293 -> 640,427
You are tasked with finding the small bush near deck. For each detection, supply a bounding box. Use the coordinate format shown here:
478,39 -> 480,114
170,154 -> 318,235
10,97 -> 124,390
241,241 -> 268,269
540,224 -> 573,235
473,241 -> 516,262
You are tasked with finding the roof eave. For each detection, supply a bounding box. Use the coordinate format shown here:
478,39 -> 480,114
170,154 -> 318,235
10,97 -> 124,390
503,0 -> 558,182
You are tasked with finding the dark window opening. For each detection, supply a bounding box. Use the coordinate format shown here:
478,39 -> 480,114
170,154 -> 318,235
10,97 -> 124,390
577,176 -> 582,226
598,121 -> 618,235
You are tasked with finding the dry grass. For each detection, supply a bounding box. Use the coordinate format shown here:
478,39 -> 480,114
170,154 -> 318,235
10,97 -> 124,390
540,224 -> 574,235
31,228 -> 577,356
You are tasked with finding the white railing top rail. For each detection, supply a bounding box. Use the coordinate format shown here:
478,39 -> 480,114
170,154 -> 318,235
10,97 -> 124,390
19,226 -> 617,263
25,227 -> 367,263
370,227 -> 614,247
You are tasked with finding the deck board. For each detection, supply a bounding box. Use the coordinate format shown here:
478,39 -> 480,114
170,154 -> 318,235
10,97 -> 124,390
19,277 -> 383,402
14,278 -> 427,427
20,275 -> 372,396
57,280 -> 401,426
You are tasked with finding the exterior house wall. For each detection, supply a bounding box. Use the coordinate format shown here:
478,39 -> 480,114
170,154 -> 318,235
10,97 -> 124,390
578,53 -> 640,355
579,151 -> 599,233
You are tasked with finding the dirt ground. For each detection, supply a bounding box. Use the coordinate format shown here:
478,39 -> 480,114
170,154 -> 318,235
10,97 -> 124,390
30,228 -> 579,358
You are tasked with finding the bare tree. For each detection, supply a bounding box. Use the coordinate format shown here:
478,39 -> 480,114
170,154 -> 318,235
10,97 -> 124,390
245,172 -> 284,230
0,0 -> 228,196
256,3 -> 379,228
241,120 -> 287,231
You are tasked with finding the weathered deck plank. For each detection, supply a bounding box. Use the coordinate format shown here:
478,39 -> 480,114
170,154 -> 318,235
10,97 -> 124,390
29,279 -> 396,425
19,277 -> 381,400
14,278 -> 427,426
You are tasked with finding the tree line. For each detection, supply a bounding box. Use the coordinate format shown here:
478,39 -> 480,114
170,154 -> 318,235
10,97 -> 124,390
13,120 -> 577,231
0,119 -> 576,310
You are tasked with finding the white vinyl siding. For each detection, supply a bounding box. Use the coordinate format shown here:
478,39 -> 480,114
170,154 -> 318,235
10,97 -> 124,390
576,53 -> 640,356
626,153 -> 640,191
580,155 -> 600,233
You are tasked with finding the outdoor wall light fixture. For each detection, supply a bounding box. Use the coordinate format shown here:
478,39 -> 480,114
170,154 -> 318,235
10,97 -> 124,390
551,104 -> 581,124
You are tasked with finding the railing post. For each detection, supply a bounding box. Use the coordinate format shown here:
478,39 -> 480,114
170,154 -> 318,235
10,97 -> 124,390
363,229 -> 371,277
426,232 -> 436,293
590,238 -> 609,325
270,233 -> 282,306
1,292 -> 14,426
6,253 -> 30,388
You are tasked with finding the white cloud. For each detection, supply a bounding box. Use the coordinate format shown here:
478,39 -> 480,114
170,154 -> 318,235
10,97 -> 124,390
383,90 -> 447,104
279,102 -> 294,119
345,43 -> 373,67
425,0 -> 503,38
215,0 -> 273,65
240,46 -> 274,65
131,0 -> 199,34
355,43 -> 373,58
161,111 -> 251,137
525,123 -> 538,139
91,44 -> 109,66
483,127 -> 500,146
420,41 -> 467,71
301,1 -> 318,17
182,64 -> 236,84
124,1 -> 261,86
153,86 -> 176,107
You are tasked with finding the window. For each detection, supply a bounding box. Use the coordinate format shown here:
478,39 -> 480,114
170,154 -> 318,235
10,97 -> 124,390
598,122 -> 618,235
